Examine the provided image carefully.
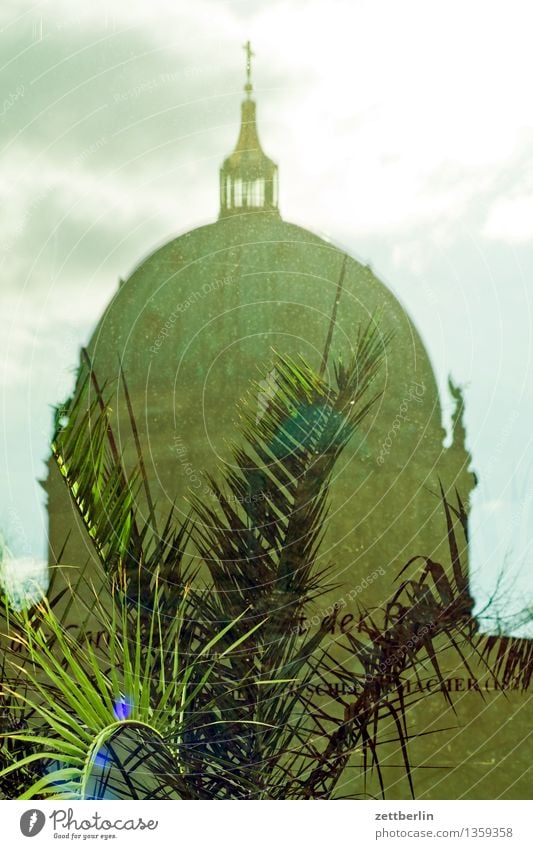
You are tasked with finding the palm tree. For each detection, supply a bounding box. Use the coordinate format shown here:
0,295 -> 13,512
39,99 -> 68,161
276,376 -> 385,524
1,318 -> 531,799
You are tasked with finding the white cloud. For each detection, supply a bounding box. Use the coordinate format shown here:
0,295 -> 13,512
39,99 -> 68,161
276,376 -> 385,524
484,193 -> 533,244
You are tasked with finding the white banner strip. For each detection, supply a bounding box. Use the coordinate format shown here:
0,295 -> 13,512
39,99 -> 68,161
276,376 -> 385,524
2,800 -> 530,848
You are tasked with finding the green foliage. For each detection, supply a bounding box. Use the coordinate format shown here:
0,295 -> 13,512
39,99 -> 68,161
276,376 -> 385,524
0,570 -> 267,799
1,317 -> 531,800
300,493 -> 533,798
187,323 -> 389,796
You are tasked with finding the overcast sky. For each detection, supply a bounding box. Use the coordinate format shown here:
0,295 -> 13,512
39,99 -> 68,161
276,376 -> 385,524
1,0 -> 532,634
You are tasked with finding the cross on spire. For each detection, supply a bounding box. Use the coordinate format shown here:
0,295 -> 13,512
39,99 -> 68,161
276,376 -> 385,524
243,40 -> 254,96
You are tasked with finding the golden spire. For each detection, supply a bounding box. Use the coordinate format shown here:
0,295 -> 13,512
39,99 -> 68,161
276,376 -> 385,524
243,40 -> 254,97
218,43 -> 279,219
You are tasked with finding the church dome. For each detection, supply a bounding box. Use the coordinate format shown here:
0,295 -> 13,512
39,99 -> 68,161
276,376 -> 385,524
44,46 -> 532,805
46,45 -> 474,604
47,212 -> 473,600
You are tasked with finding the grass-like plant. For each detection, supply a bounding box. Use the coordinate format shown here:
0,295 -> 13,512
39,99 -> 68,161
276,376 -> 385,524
0,565 -> 273,800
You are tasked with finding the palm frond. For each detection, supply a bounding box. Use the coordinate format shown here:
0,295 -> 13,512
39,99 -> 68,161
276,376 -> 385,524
187,318 -> 389,795
51,363 -> 195,619
299,491 -> 532,799
6,315 -> 529,801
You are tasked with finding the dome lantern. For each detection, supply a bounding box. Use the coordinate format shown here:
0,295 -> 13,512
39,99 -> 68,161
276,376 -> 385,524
219,42 -> 279,219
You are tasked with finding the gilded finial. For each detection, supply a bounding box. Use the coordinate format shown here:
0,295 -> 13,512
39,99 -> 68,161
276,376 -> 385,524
243,40 -> 254,96
218,42 -> 279,218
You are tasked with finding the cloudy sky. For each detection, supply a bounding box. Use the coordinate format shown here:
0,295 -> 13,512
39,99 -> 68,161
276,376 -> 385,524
1,0 -> 532,633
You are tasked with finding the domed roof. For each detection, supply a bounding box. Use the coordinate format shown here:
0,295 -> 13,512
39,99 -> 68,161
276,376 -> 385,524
46,44 -> 474,603
62,210 -> 471,598
40,49 -> 496,804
